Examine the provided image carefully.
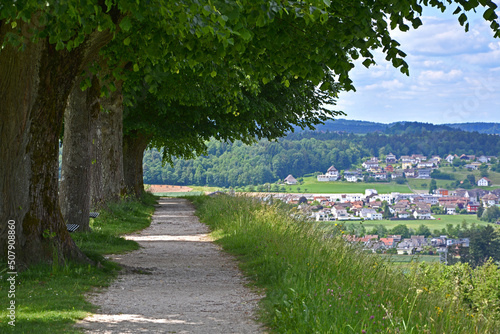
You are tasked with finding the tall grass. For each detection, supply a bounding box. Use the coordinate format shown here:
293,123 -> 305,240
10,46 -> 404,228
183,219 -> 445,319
192,195 -> 500,333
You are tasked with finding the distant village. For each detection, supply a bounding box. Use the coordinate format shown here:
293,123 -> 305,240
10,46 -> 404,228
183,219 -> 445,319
274,153 -> 500,258
284,153 -> 495,184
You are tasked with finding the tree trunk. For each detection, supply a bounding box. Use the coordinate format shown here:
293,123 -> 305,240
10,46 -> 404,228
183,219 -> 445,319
0,22 -> 112,266
59,76 -> 100,232
123,131 -> 152,198
90,80 -> 125,208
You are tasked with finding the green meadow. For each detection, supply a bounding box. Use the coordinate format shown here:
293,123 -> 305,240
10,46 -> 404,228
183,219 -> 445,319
356,214 -> 490,232
277,176 -> 411,194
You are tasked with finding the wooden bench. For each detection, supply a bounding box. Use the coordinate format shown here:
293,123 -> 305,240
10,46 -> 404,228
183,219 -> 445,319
66,224 -> 80,232
66,212 -> 100,232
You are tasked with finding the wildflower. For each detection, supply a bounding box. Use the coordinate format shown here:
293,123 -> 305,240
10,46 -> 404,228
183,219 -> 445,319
370,315 -> 374,319
362,330 -> 366,334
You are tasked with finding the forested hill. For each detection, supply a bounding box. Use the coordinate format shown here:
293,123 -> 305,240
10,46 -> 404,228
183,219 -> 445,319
444,122 -> 500,134
300,119 -> 500,135
143,129 -> 500,187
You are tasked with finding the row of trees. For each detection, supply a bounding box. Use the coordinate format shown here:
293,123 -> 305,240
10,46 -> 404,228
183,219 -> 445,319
2,1 -> 499,266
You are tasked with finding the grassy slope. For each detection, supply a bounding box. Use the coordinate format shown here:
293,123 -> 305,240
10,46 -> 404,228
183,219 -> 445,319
192,195 -> 500,333
0,194 -> 157,333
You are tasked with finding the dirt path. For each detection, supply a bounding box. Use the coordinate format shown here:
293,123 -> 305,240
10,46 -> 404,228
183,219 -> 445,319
77,198 -> 264,333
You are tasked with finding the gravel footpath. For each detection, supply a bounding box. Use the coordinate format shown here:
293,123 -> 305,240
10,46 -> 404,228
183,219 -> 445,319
77,197 -> 264,333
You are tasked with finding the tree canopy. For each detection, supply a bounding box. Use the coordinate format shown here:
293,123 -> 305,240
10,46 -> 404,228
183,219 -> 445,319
2,0 -> 500,266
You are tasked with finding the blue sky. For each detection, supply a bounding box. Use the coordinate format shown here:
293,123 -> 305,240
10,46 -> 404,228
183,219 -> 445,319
334,5 -> 500,124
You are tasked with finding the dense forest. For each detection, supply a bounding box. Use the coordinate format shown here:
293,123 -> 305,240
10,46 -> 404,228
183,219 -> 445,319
143,124 -> 500,187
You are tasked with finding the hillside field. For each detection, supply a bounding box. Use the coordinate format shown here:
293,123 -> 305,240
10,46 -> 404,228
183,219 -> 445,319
280,176 -> 411,194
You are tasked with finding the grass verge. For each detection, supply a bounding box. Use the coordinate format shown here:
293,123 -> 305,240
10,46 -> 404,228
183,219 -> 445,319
0,193 -> 157,333
192,194 -> 500,333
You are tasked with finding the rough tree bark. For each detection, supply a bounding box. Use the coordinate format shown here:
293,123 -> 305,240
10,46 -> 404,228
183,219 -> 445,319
123,131 -> 152,199
90,79 -> 125,208
59,76 -> 100,232
0,22 -> 112,266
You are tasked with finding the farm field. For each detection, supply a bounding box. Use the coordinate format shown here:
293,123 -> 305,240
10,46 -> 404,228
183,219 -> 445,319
321,214 -> 491,232
280,176 -> 411,194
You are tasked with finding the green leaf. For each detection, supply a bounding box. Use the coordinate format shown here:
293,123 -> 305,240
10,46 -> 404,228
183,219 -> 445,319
323,0 -> 331,6
483,8 -> 497,21
119,17 -> 133,32
210,71 -> 217,78
123,37 -> 131,46
458,13 -> 467,26
240,29 -> 252,41
362,59 -> 373,68
133,64 -> 140,72
55,40 -> 64,51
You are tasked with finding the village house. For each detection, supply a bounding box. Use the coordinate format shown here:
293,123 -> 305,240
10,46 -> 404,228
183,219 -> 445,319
371,171 -> 387,180
386,153 -> 397,164
416,168 -> 431,179
360,208 -> 382,220
315,210 -> 332,221
420,194 -> 439,205
467,203 -> 480,213
391,171 -> 404,179
464,164 -> 478,170
398,211 -> 412,219
284,174 -> 298,185
317,165 -> 339,182
385,164 -> 394,172
411,154 -> 427,162
453,188 -> 469,198
482,193 -> 498,207
397,235 -> 429,254
344,170 -> 363,182
402,162 -> 413,170
477,177 -> 492,187
477,155 -> 489,163
380,237 -> 396,248
438,196 -> 468,209
362,161 -> 379,170
445,154 -> 455,163
444,204 -> 457,215
436,188 -> 449,196
393,199 -> 410,212
404,168 -> 416,178
331,206 -> 349,220
460,154 -> 475,161
417,161 -> 435,169
413,209 -> 432,219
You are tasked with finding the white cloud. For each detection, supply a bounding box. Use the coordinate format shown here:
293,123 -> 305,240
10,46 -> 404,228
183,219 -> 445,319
365,79 -> 404,91
423,60 -> 444,67
418,69 -> 463,82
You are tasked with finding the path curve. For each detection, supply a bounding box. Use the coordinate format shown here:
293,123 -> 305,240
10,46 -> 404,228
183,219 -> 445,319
77,197 -> 264,333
